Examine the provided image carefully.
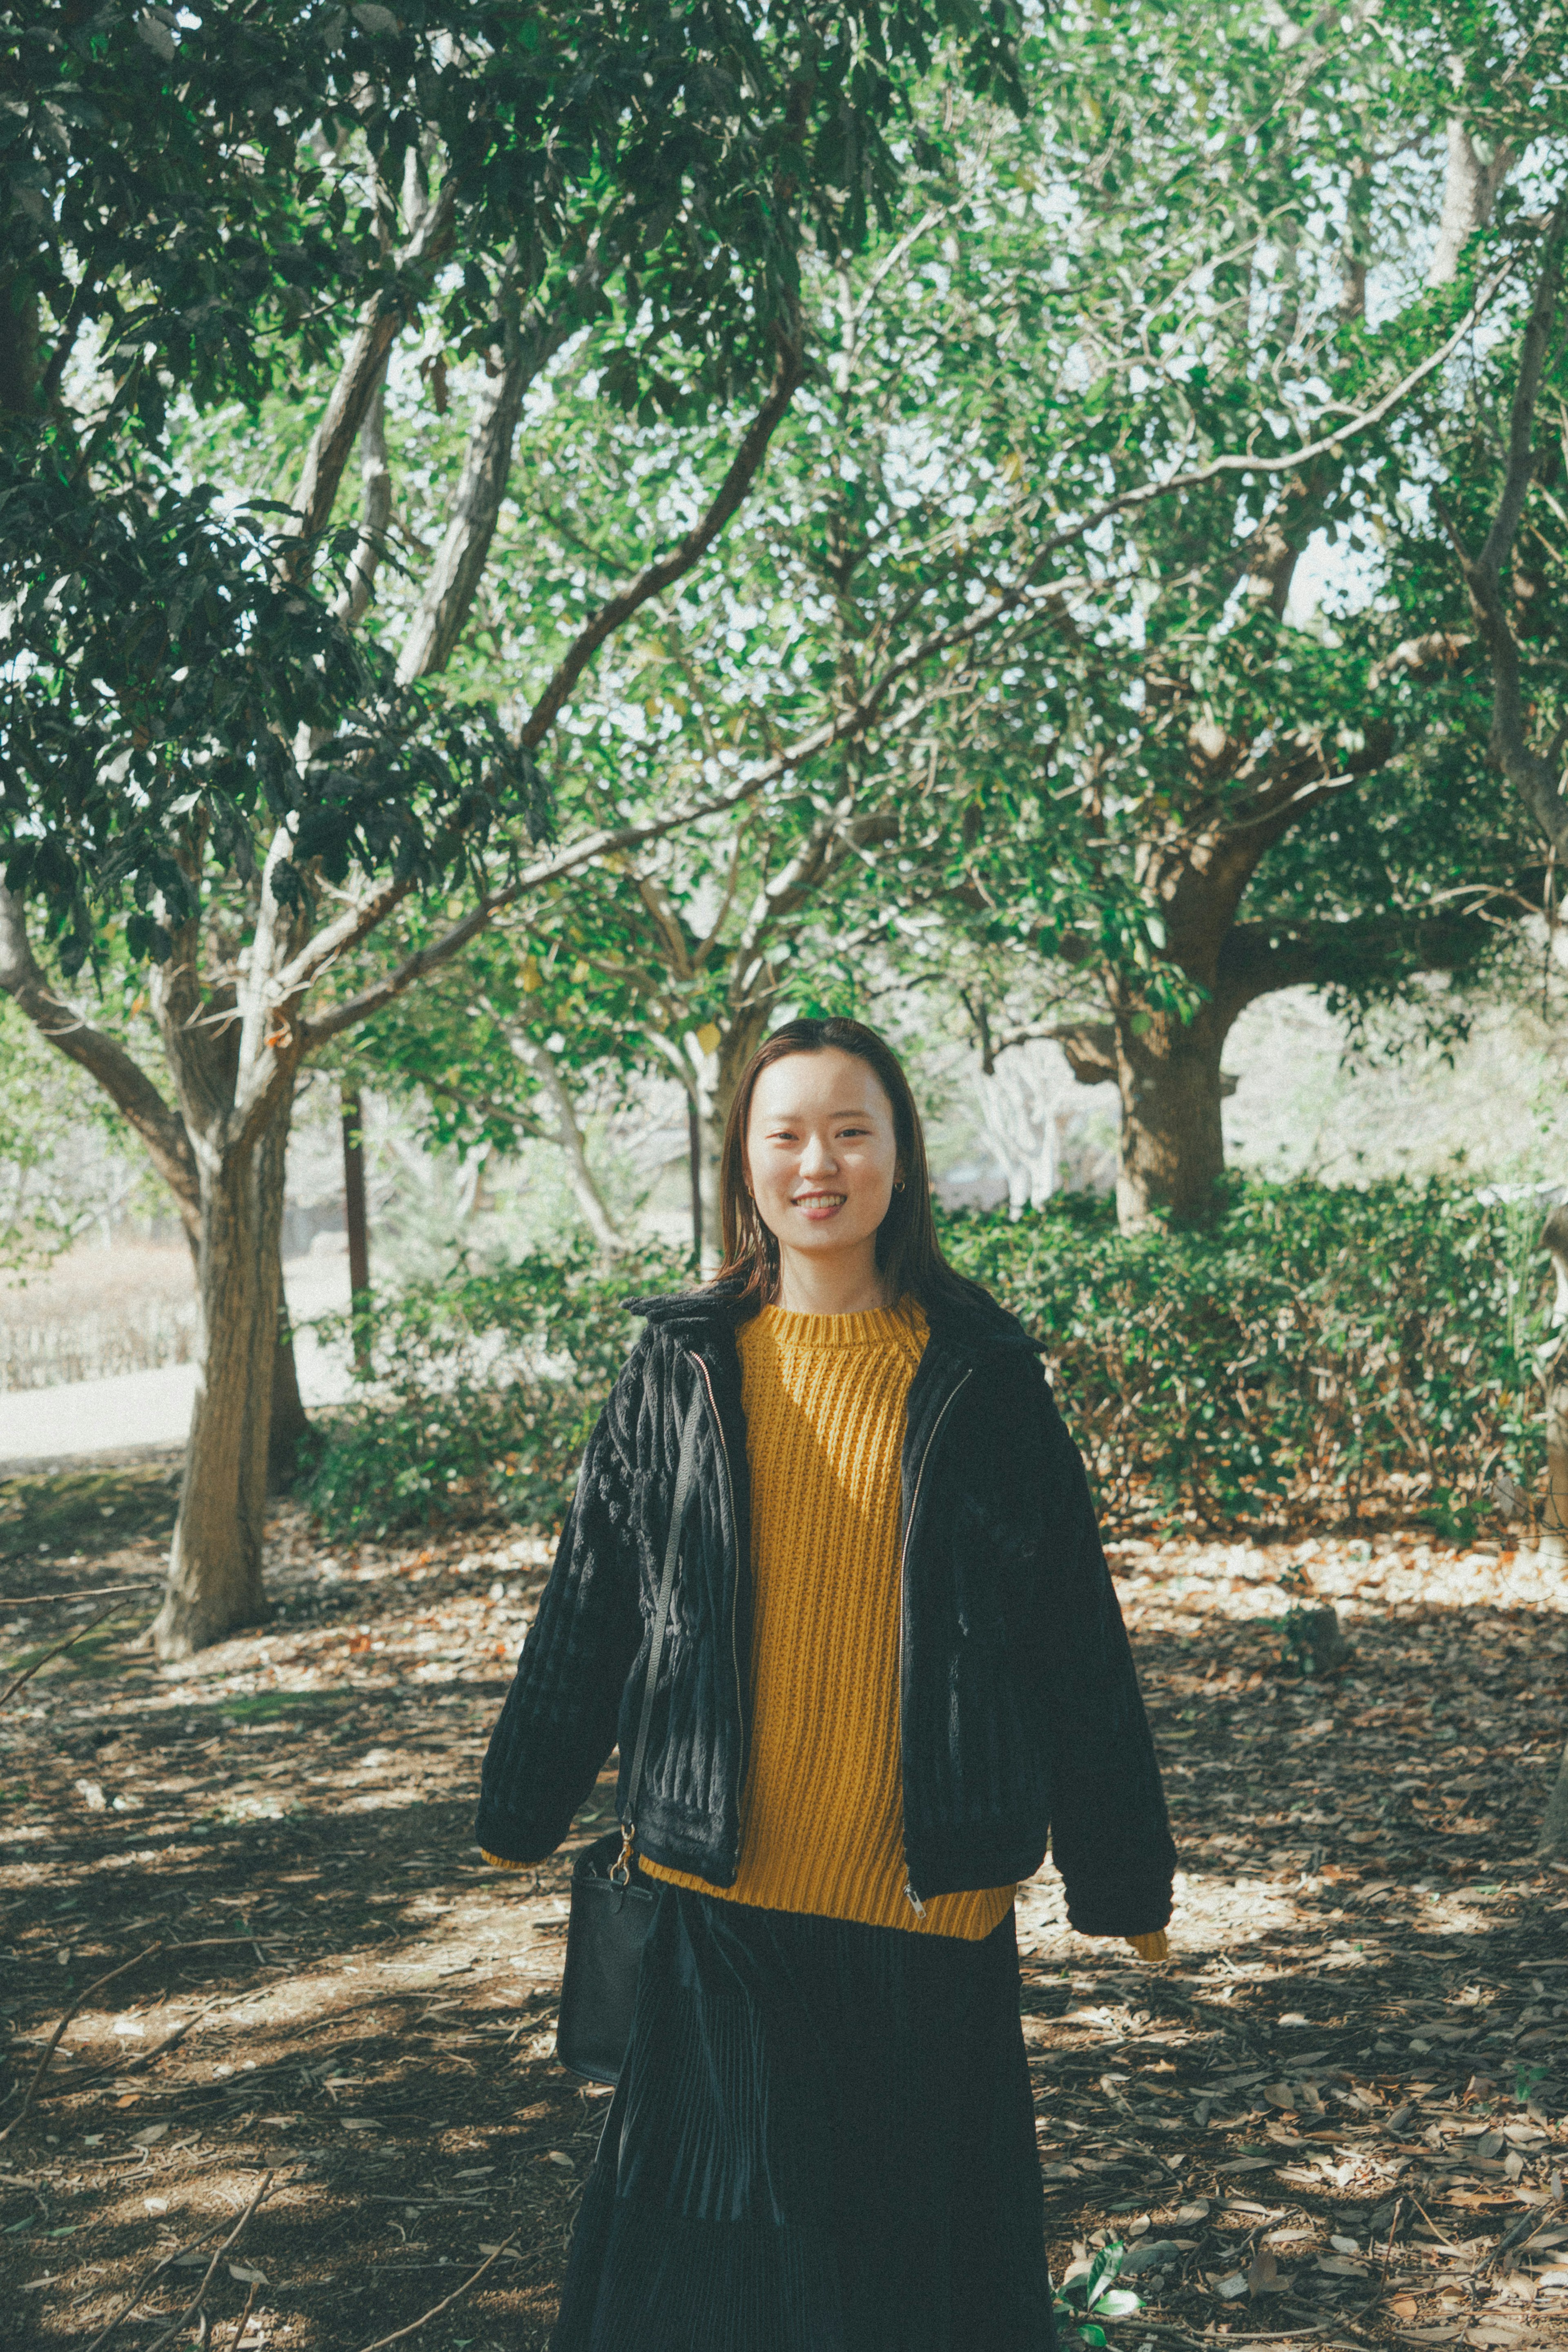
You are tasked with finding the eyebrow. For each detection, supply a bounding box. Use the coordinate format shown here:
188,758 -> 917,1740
762,1106 -> 878,1120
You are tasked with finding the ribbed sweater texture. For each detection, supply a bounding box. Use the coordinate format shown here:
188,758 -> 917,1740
643,1301 -> 1016,1940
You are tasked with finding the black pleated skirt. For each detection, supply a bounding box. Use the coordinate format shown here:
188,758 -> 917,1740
550,1886 -> 1056,2352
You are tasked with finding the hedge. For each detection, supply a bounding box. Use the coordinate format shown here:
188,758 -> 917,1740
303,1180 -> 1552,1541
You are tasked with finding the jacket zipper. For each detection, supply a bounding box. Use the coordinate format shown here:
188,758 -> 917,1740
688,1349 -> 746,1827
898,1364 -> 974,1914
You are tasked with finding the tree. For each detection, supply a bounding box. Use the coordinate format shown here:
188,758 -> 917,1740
0,0 -> 1023,1652
350,3 -> 1555,1248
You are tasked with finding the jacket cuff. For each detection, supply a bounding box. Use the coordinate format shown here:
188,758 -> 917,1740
472,1799 -> 566,1867
1063,1872 -> 1174,1939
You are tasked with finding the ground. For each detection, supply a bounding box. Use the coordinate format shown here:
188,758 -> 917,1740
1,1468 -> 1566,2352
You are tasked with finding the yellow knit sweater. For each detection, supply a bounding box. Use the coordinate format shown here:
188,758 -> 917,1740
642,1301 -> 1016,1940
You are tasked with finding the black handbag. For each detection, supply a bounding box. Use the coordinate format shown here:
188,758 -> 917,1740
556,1389 -> 704,2085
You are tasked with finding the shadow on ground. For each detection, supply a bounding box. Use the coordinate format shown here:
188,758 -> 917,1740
0,1489 -> 1564,2350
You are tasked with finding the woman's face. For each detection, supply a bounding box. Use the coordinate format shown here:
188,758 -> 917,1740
744,1048 -> 901,1273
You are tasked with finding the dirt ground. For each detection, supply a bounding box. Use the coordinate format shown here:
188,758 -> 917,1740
2,1465 -> 1566,2352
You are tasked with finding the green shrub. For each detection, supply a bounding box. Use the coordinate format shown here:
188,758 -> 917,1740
302,1180 -> 1553,1540
302,1238 -> 687,1538
937,1177 -> 1552,1532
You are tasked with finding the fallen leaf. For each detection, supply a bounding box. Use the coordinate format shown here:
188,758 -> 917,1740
228,2264 -> 268,2286
130,2124 -> 168,2147
1214,2272 -> 1249,2300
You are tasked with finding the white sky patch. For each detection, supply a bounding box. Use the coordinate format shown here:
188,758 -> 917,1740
1282,528 -> 1382,631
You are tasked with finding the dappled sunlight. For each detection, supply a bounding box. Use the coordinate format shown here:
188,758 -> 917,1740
2,1505 -> 1565,2348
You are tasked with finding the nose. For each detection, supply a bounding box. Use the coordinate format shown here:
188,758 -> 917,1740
799,1131 -> 838,1179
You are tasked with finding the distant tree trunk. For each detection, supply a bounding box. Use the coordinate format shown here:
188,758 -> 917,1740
509,1032 -> 626,1254
153,1091 -> 294,1658
264,1106 -> 310,1489
341,1078 -> 372,1376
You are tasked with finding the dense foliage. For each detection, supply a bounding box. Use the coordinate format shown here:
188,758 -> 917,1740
940,1182 -> 1552,1538
305,1180 -> 1553,1541
303,1236 -> 687,1534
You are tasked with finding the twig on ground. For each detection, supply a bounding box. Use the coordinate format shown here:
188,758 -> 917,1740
79,2213 -> 235,2352
352,2233 -> 517,2352
224,2281 -> 259,2352
1406,2197 -> 1467,2253
41,1989 -> 232,2096
1378,2194 -> 1404,2277
140,2171 -> 275,2352
0,1582 -> 163,1604
0,1594 -> 130,1708
0,1940 -> 165,2142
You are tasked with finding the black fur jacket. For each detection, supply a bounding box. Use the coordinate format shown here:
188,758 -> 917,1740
475,1279 -> 1176,1936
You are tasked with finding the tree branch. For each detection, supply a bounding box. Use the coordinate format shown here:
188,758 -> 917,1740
295,672 -> 944,1048
0,881 -> 200,1233
517,327 -> 806,750
1214,907 -> 1497,1020
334,379 -> 392,631
396,237 -> 611,684
285,181 -> 457,575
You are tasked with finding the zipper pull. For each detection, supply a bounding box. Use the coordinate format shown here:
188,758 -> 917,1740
904,1879 -> 926,1918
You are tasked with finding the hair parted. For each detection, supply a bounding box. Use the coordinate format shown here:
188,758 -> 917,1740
713,1017 -> 993,1319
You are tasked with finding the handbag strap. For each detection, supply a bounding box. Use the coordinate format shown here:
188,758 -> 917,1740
617,1384 -> 704,1872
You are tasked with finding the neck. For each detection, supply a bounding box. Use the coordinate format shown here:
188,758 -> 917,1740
773,1243 -> 890,1318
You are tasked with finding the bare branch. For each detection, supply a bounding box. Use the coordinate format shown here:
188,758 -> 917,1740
397,239 -> 611,683
285,181 -> 457,573
508,1033 -> 625,1252
334,379 -> 392,631
1429,120 -> 1516,289
0,881 -> 199,1231
297,674 -> 944,1049
517,329 -> 806,749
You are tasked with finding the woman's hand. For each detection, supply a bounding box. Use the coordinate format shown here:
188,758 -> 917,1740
1124,1930 -> 1169,1963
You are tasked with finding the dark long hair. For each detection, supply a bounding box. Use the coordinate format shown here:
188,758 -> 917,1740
714,1017 -> 993,1319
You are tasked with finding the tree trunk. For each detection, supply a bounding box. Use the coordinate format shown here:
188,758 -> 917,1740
1112,1001 -> 1230,1232
152,1097 -> 293,1659
341,1078 -> 372,1376
269,1293 -> 310,1492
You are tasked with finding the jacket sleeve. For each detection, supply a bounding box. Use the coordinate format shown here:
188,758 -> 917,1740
473,1349 -> 646,1865
1034,1382 -> 1176,1937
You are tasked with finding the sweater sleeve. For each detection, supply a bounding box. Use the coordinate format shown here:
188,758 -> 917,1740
473,1354 -> 646,1865
1034,1387 -> 1176,1937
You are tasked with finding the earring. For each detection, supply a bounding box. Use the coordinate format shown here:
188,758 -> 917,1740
893,1177 -> 906,1193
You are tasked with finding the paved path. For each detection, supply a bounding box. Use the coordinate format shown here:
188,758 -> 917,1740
0,1256 -> 356,1474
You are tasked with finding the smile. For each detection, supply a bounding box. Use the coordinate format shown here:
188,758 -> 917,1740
792,1192 -> 846,1211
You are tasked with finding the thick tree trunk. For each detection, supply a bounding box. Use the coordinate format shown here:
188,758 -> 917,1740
152,1099 -> 293,1659
1112,1002 -> 1230,1231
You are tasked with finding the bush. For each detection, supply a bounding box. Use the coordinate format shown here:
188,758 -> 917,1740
302,1237 -> 688,1538
302,1180 -> 1553,1541
938,1177 -> 1552,1534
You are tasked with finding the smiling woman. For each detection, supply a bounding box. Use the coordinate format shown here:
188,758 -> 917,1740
477,1017 -> 1176,2350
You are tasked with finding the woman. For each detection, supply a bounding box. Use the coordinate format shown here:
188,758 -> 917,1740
477,1017 -> 1176,2352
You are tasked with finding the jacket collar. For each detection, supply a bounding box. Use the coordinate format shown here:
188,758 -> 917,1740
623,1276 -> 1040,1367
